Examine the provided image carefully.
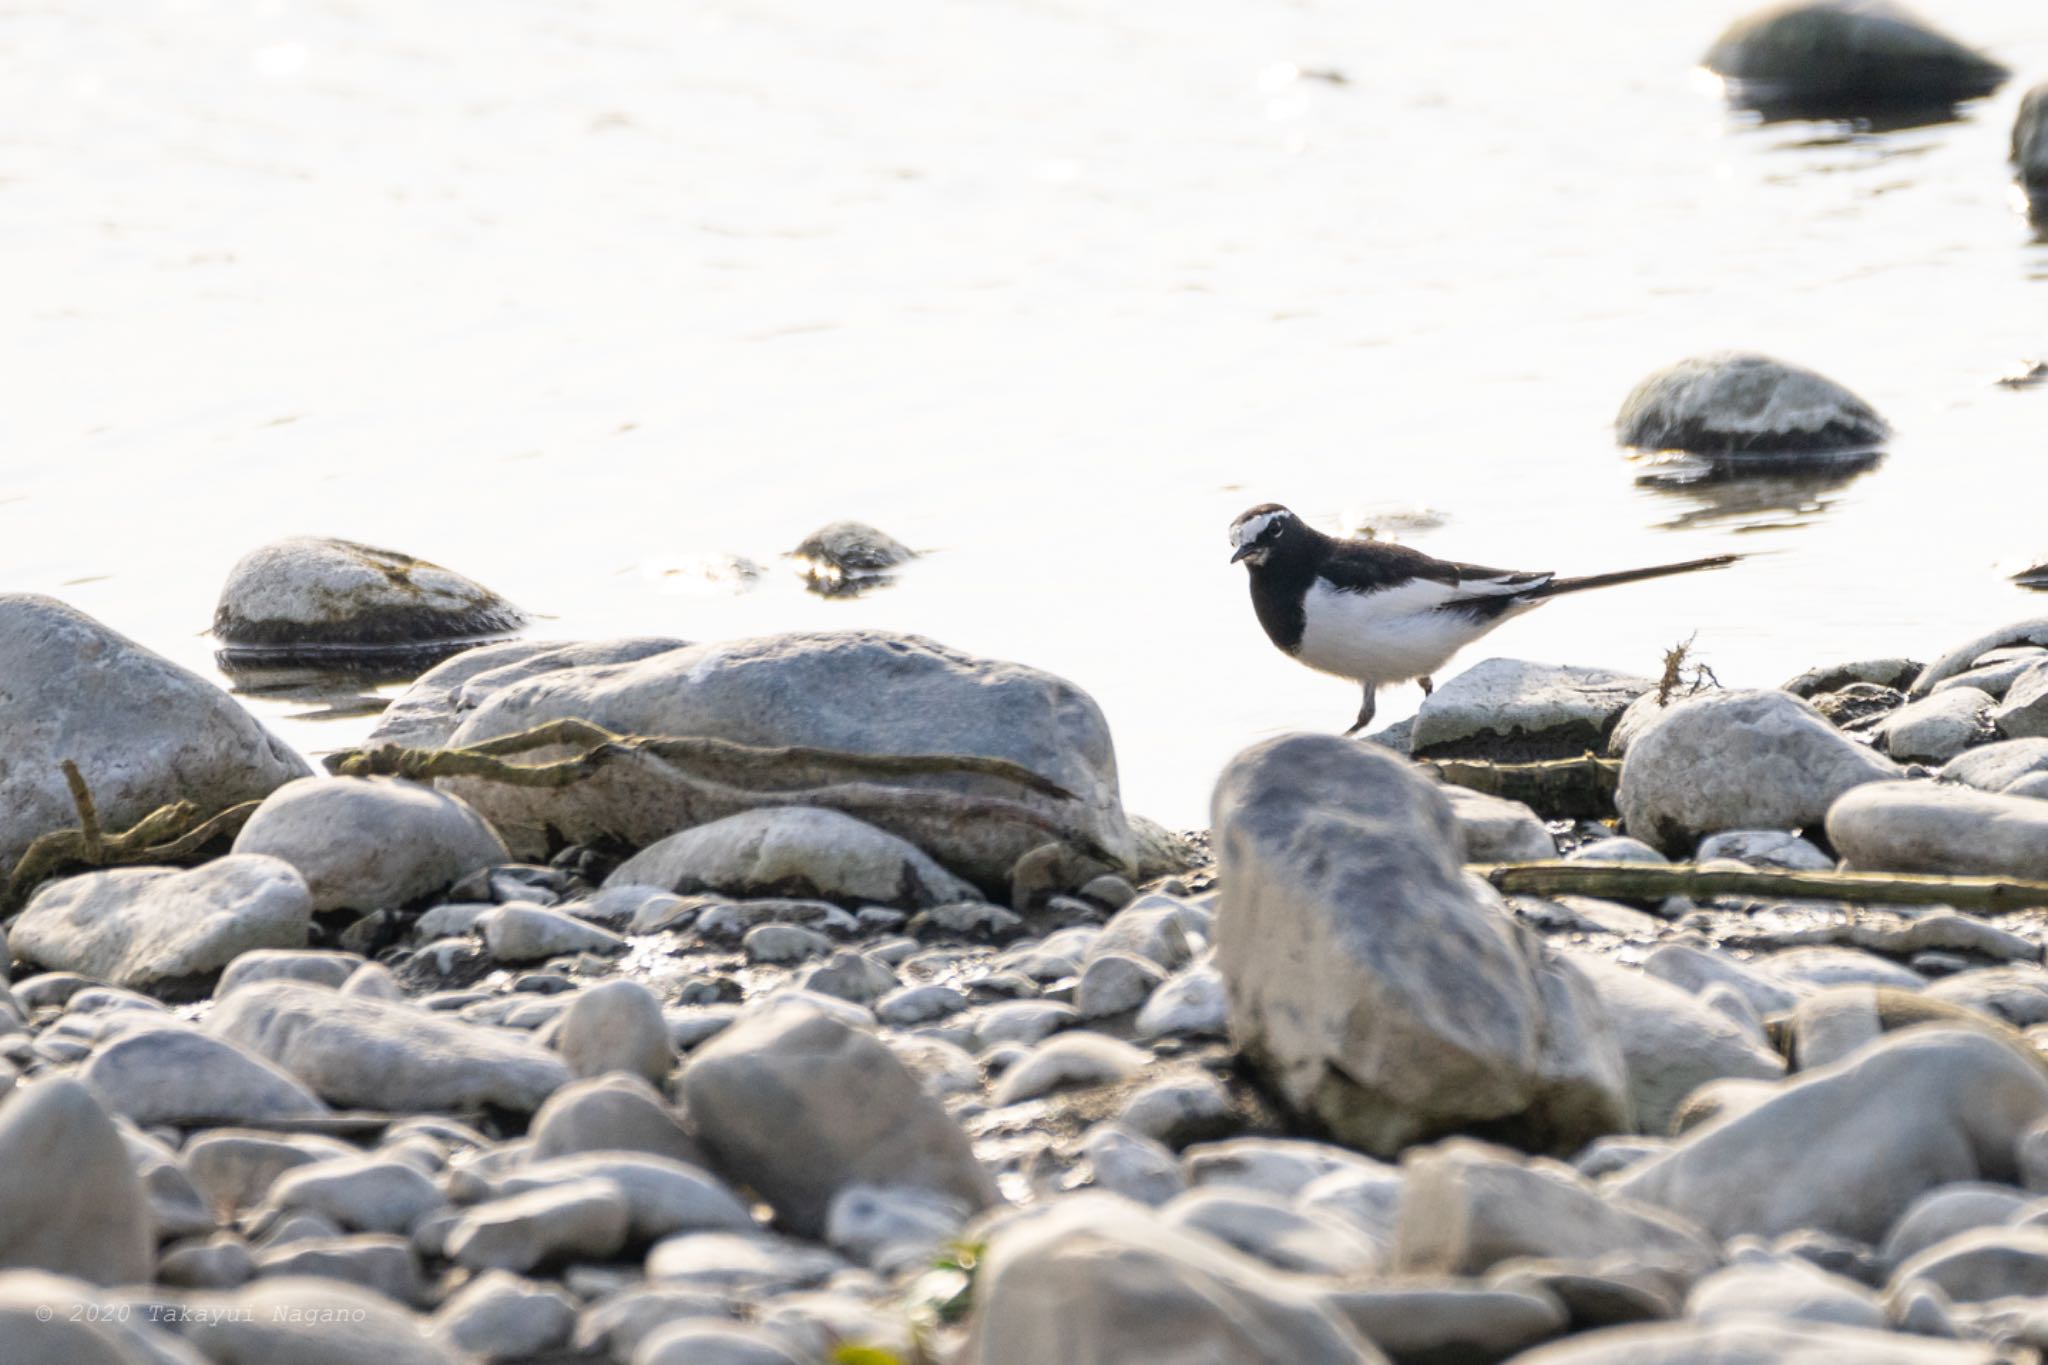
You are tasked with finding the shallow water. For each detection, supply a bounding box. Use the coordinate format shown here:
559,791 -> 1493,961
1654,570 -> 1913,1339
8,0 -> 2048,827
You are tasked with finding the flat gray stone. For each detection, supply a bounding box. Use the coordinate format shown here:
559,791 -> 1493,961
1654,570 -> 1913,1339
11,856 -> 312,995
1829,781 -> 2048,879
1412,658 -> 1654,759
609,806 -> 978,910
82,1025 -> 326,1126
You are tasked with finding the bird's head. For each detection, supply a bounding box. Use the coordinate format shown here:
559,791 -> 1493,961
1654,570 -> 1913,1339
1229,503 -> 1301,567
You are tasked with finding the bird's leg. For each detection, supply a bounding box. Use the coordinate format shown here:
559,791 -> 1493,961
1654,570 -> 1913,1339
1343,683 -> 1378,736
1419,675 -> 1434,697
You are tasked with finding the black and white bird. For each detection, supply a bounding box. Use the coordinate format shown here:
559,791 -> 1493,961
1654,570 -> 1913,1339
1229,503 -> 1738,734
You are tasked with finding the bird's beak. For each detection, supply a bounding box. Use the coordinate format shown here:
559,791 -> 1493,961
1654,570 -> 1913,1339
1230,545 -> 1253,564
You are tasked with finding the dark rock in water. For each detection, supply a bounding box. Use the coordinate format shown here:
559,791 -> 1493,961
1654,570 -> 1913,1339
1617,354 -> 1887,479
2012,83 -> 2048,203
1704,0 -> 2007,122
790,521 -> 916,597
213,537 -> 527,669
1995,358 -> 2048,392
2014,562 -> 2048,591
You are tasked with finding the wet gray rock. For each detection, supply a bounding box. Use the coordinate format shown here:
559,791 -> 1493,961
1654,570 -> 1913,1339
232,778 -> 508,914
960,1195 -> 1380,1364
1444,786 -> 1557,861
1572,959 -> 1785,1135
1616,353 -> 1888,457
1135,960 -> 1228,1038
1616,1028 -> 2048,1244
528,1073 -> 699,1165
0,595 -> 312,876
1911,619 -> 2048,698
992,1031 -> 1149,1105
82,1025 -> 326,1126
181,1275 -> 456,1364
436,630 -> 1135,890
211,982 -> 569,1113
610,806 -> 978,909
1991,662 -> 2048,739
477,904 -> 626,962
1162,1186 -> 1385,1276
1395,1138 -> 1717,1281
1874,688 -> 1993,763
11,856 -> 313,995
1411,658 -> 1654,760
1696,829 -> 1834,871
1214,734 -> 1628,1156
1082,1126 -> 1187,1206
875,983 -> 969,1027
790,520 -> 916,575
681,997 -> 999,1237
825,1183 -> 969,1267
495,1153 -> 753,1242
555,979 -> 673,1083
1943,738 -> 2048,799
1704,1 -> 2008,118
0,1079 -> 151,1285
1118,1072 -> 1234,1148
213,536 -> 526,658
446,1178 -> 630,1272
1828,781 -> 2048,879
1076,951 -> 1167,1018
365,637 -> 689,750
431,1269 -> 577,1360
1507,1314 -> 1990,1362
1617,690 -> 1900,854
797,948 -> 900,1004
216,949 -> 364,997
1883,1184 -> 2031,1268
1687,1252 -> 1885,1329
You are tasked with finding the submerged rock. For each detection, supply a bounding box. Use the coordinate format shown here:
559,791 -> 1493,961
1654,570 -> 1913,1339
790,521 -> 917,596
1616,353 -> 1888,470
213,536 -> 527,667
1704,1 -> 2008,120
1213,734 -> 1629,1157
0,595 -> 311,876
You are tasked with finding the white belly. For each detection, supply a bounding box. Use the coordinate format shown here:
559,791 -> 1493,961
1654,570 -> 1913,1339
1293,578 -> 1541,685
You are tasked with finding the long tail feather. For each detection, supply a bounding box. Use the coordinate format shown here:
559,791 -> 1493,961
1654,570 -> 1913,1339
1529,554 -> 1739,599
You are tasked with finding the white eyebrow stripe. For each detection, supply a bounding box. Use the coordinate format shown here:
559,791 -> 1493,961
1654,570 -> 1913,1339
1231,510 -> 1282,548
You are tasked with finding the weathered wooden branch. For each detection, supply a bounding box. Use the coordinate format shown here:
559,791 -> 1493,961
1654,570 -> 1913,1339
327,718 -> 1077,800
324,720 -> 1115,868
3,766 -> 262,913
1420,753 -> 1622,818
1473,860 -> 2048,914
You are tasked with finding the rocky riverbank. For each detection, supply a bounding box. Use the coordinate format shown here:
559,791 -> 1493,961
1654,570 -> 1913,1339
17,587 -> 2048,1362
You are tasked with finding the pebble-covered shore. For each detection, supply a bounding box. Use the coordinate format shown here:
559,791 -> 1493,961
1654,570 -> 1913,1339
17,568 -> 2048,1365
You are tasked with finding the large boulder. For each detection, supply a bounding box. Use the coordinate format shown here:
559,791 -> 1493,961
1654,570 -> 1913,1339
959,1195 -> 1380,1365
209,982 -> 569,1114
1213,734 -> 1629,1157
364,638 -> 690,750
0,595 -> 310,875
0,1080 -> 153,1285
1704,1 -> 2007,118
679,997 -> 999,1237
212,537 -> 526,665
10,855 -> 313,996
1410,659 -> 1654,760
1827,782 -> 2048,879
607,807 -> 978,908
231,777 -> 509,913
1616,690 -> 1900,854
437,630 -> 1135,890
1613,1028 -> 2048,1244
1616,353 -> 1887,458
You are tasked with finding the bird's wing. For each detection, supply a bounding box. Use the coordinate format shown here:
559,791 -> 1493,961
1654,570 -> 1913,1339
1321,539 -> 1551,598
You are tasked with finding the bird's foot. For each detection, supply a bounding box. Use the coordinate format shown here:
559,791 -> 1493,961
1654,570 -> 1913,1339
1419,675 -> 1434,697
1344,689 -> 1378,736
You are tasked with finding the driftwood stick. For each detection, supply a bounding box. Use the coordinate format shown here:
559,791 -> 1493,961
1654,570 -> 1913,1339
1473,860 -> 2048,914
1421,753 -> 1622,818
328,719 -> 1077,802
2,767 -> 263,913
61,759 -> 101,859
